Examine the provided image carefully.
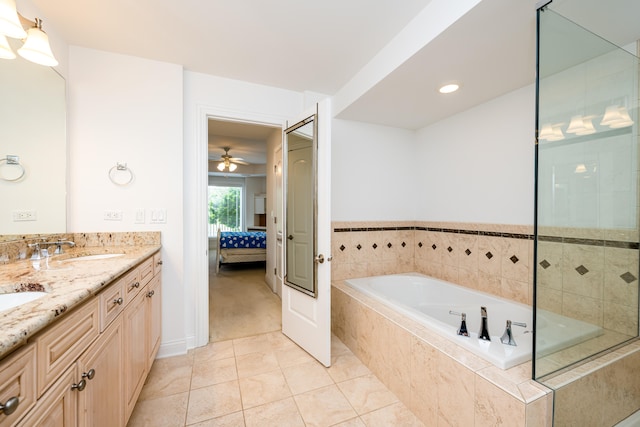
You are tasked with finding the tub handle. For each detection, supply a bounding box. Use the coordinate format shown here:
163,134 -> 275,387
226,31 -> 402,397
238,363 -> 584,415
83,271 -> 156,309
500,320 -> 527,346
449,310 -> 469,337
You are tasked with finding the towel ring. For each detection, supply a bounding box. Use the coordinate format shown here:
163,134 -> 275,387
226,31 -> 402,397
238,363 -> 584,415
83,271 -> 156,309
108,162 -> 134,186
0,155 -> 26,182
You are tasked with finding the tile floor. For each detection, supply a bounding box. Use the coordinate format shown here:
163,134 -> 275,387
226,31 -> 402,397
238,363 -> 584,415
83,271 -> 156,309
127,261 -> 423,426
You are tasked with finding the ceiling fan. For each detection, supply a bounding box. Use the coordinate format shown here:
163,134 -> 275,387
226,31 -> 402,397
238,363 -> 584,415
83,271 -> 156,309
216,147 -> 249,172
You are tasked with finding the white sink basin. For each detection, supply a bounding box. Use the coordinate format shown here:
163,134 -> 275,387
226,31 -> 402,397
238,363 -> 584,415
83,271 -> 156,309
0,291 -> 47,312
67,254 -> 124,262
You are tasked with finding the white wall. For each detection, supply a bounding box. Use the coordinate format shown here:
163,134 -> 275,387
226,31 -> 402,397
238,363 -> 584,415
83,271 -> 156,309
414,85 -> 536,225
331,119 -> 416,221
67,47 -> 185,356
245,176 -> 266,228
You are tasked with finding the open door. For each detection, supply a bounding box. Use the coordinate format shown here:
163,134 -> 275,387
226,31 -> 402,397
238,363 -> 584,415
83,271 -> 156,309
281,100 -> 331,367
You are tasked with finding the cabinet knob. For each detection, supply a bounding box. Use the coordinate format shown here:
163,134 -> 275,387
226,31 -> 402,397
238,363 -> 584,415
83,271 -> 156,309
83,368 -> 96,381
71,379 -> 87,392
157,260 -> 163,265
146,290 -> 155,298
131,281 -> 140,289
0,396 -> 19,416
113,297 -> 123,305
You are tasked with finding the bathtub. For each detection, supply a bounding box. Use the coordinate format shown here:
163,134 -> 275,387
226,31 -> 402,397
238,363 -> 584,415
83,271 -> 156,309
345,273 -> 602,369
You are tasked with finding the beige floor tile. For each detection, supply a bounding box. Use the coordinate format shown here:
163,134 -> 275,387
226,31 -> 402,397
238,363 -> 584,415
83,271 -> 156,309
282,360 -> 335,395
337,374 -> 399,415
186,380 -> 243,425
359,402 -> 425,426
275,343 -> 317,368
194,340 -> 235,362
235,350 -> 279,378
331,418 -> 367,427
243,397 -> 305,427
332,334 -> 352,356
192,356 -> 238,390
139,354 -> 194,400
327,352 -> 372,383
294,384 -> 358,427
186,411 -> 245,426
233,334 -> 275,356
128,392 -> 189,427
238,369 -> 293,409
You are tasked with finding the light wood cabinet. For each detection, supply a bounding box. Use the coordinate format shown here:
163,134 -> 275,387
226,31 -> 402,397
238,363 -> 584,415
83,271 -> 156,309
0,250 -> 162,427
0,344 -> 36,427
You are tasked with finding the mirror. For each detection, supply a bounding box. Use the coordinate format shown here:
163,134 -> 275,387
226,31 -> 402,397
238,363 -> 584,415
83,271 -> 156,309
0,42 -> 66,239
284,115 -> 317,297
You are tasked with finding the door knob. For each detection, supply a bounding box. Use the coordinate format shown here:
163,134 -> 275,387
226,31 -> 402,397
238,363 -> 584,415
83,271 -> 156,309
287,235 -> 294,240
315,254 -> 325,264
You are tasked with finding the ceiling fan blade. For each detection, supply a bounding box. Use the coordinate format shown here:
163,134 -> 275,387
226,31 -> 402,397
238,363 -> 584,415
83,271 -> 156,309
229,158 -> 250,165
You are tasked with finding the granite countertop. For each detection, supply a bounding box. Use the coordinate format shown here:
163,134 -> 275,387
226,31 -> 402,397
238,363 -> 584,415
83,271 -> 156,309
0,244 -> 161,360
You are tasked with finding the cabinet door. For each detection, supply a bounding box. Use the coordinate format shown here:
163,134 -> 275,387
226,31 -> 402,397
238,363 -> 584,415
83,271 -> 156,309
123,290 -> 148,422
0,344 -> 36,427
17,364 -> 78,427
146,274 -> 162,368
77,317 -> 123,427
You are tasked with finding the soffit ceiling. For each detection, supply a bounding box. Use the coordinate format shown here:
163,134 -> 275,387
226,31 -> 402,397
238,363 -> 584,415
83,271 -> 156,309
31,0 -> 640,134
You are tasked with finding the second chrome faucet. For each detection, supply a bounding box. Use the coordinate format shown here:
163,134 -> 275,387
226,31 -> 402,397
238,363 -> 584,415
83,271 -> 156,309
479,306 -> 491,341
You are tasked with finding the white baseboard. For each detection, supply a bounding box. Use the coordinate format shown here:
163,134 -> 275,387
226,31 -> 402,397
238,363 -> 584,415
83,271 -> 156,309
156,339 -> 188,359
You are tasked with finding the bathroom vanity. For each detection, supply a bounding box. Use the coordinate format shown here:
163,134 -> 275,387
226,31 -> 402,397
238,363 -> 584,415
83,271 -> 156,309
0,239 -> 162,427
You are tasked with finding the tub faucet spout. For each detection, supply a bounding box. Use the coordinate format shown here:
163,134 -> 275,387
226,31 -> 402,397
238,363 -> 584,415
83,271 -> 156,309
479,306 -> 491,341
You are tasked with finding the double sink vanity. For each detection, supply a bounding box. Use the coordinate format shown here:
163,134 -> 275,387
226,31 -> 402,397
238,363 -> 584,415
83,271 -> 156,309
0,232 -> 162,426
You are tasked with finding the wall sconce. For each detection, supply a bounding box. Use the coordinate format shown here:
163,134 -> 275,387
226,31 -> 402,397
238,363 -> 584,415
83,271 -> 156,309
0,0 -> 57,66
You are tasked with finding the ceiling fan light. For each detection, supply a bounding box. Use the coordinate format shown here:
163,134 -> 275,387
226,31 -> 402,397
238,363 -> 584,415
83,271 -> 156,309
217,162 -> 225,171
229,163 -> 237,172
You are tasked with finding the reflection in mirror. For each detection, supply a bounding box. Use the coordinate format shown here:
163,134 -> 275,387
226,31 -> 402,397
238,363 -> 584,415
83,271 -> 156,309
284,115 -> 316,297
0,40 -> 66,239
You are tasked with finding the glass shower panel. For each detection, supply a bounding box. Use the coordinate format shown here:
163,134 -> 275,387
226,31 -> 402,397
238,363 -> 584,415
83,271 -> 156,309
534,8 -> 639,379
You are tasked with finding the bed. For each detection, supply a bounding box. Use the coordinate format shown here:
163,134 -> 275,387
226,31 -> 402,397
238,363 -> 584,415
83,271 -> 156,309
216,229 -> 267,273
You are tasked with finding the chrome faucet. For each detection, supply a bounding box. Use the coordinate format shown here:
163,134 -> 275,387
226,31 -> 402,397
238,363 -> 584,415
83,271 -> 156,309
500,320 -> 527,346
449,310 -> 469,337
45,240 -> 75,254
28,242 -> 49,260
479,306 -> 491,341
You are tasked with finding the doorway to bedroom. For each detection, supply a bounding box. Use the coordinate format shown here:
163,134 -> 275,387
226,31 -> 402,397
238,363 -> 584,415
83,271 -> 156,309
207,118 -> 282,343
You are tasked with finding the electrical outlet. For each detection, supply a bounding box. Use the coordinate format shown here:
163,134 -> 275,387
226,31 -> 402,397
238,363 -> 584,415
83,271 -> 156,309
134,209 -> 145,224
149,209 -> 167,224
104,210 -> 123,221
12,210 -> 37,221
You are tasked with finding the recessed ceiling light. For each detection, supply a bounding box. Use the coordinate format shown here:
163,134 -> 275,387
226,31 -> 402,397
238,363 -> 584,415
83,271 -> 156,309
439,83 -> 460,94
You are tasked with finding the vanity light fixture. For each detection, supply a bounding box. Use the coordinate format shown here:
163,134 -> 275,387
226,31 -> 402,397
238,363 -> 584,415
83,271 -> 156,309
439,83 -> 460,94
600,105 -> 634,129
0,0 -> 58,66
566,115 -> 596,136
538,123 -> 565,142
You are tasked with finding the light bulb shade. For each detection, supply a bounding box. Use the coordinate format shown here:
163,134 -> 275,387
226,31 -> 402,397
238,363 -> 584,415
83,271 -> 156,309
566,115 -> 587,134
609,107 -> 634,129
539,123 -> 564,142
576,117 -> 596,136
0,33 -> 15,58
229,163 -> 237,172
17,26 -> 58,66
0,0 -> 26,39
217,162 -> 225,171
600,105 -> 630,127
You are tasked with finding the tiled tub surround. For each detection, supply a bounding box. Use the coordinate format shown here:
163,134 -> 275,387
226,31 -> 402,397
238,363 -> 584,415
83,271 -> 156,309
332,281 -> 553,426
332,221 -> 535,306
0,231 -> 161,359
332,221 -> 640,425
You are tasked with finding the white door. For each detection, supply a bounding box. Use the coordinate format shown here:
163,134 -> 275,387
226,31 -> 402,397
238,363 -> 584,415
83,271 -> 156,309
281,99 -> 332,367
274,146 -> 283,298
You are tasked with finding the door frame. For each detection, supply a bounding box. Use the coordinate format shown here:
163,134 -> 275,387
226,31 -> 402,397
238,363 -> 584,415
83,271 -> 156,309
192,105 -> 288,348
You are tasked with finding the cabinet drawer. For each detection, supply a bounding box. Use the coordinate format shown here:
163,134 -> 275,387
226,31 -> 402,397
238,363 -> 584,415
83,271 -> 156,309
121,267 -> 142,306
36,299 -> 99,397
153,252 -> 162,277
0,344 -> 36,427
99,278 -> 125,332
139,257 -> 154,288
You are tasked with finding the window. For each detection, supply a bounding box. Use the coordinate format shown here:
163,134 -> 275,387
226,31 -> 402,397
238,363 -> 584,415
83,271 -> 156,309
208,185 -> 243,236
